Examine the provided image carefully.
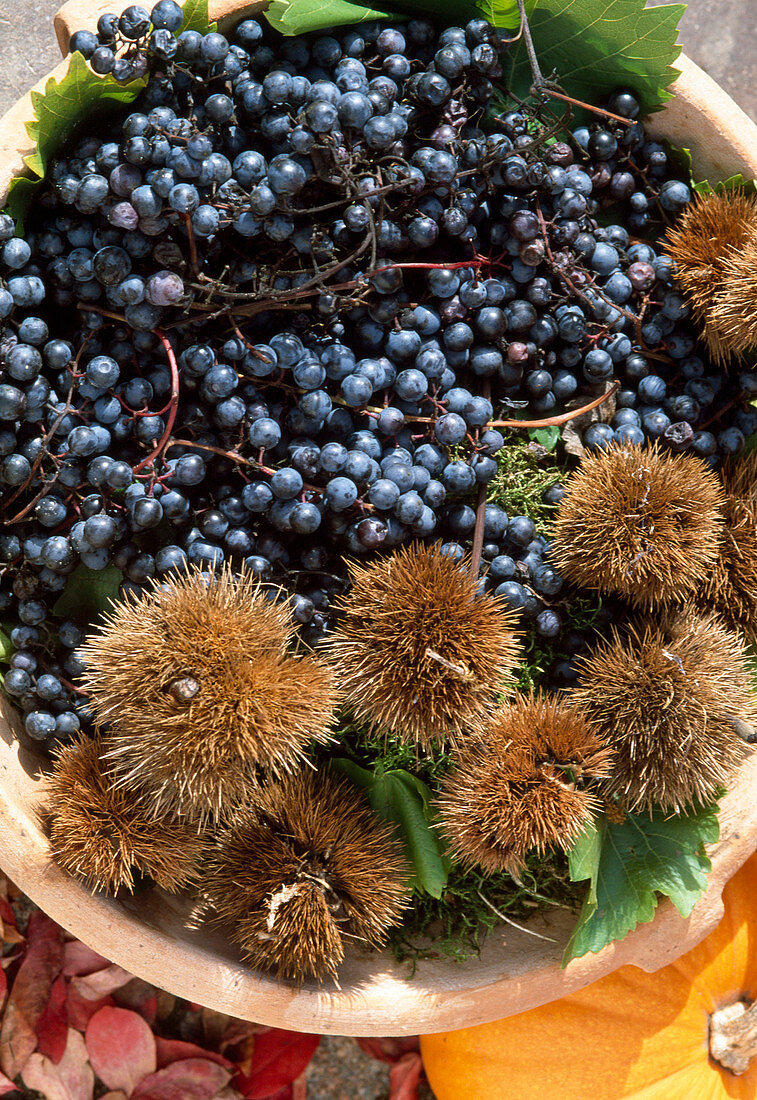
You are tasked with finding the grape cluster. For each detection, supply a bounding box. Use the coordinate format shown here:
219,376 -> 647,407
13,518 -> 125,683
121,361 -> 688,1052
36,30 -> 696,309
0,6 -> 753,751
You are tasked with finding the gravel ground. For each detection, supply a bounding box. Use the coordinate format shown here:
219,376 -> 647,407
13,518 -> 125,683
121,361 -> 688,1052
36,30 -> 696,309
306,1037 -> 436,1099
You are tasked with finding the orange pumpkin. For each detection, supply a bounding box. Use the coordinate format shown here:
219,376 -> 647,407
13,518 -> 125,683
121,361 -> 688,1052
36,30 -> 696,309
421,851 -> 757,1099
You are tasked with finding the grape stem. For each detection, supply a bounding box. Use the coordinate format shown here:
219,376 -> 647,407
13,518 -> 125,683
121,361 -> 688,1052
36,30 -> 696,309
489,383 -> 620,428
131,329 -> 180,475
469,483 -> 488,583
182,212 -> 200,275
517,0 -> 545,91
469,377 -> 492,582
539,88 -> 634,127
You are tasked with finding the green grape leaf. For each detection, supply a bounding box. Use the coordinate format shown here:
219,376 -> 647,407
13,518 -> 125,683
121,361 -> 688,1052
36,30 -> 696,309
265,0 -> 397,35
4,51 -> 146,230
503,0 -> 685,118
264,0 -> 534,34
563,801 -> 720,965
693,174 -> 757,197
0,629 -> 13,666
52,564 -> 123,624
24,52 -> 146,178
332,759 -> 448,897
179,0 -> 217,33
528,425 -> 561,451
474,0 -> 536,30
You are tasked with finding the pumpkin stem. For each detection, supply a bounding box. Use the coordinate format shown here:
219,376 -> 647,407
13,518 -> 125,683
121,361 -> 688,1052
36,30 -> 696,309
709,998 -> 757,1075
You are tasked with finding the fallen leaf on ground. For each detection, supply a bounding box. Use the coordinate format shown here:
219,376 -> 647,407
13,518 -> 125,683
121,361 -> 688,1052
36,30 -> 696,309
113,978 -> 159,1024
388,1051 -> 424,1100
71,964 -> 134,1001
0,1070 -> 17,1097
66,987 -> 115,1030
356,1037 -> 420,1064
155,1037 -> 233,1070
36,974 -> 68,1063
235,1029 -> 320,1099
85,1006 -> 157,1096
0,896 -> 24,945
0,911 -> 64,1079
262,1073 -> 308,1100
62,942 -> 110,978
21,1027 -> 95,1100
132,1056 -> 231,1100
100,1093 -> 129,1100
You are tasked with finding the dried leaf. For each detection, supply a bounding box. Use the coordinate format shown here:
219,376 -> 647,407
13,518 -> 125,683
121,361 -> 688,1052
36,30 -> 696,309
0,911 -> 64,1079
388,1052 -> 424,1100
65,988 -> 114,1031
0,897 -> 24,945
113,978 -> 159,1025
85,1007 -> 157,1096
71,964 -> 134,1001
132,1057 -> 231,1100
355,1038 -> 420,1064
36,975 -> 68,1064
155,1038 -> 233,1071
100,1093 -> 130,1100
235,1031 -> 320,1100
21,1028 -> 94,1100
62,942 -> 110,978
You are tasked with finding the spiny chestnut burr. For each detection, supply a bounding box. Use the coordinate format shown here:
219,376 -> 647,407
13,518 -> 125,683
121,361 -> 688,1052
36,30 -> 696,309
324,542 -> 521,749
706,237 -> 757,362
666,187 -> 757,363
702,451 -> 757,641
202,771 -> 410,985
436,693 -> 613,876
43,735 -> 205,894
551,442 -> 724,609
78,566 -> 338,818
570,608 -> 753,814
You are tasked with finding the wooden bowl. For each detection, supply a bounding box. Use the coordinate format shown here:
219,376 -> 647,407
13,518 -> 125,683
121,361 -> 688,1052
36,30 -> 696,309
1,2 -> 757,1035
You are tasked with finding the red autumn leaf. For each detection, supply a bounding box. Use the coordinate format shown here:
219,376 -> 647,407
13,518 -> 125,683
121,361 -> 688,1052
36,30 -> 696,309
219,1017 -> 264,1054
235,1030 -> 320,1100
36,974 -> 68,1063
62,942 -> 111,978
131,1057 -> 231,1100
0,911 -> 64,1079
21,1028 -> 95,1100
262,1075 -> 308,1100
71,964 -> 134,1001
113,978 -> 158,1025
155,1037 -> 233,1071
0,1069 -> 17,1097
0,966 -> 7,1012
0,897 -> 24,946
356,1037 -> 420,1064
66,987 -> 115,1031
388,1052 -> 424,1100
85,1006 -> 157,1096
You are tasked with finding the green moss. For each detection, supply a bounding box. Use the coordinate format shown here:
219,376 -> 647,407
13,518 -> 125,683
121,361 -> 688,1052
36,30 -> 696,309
329,712 -> 456,788
387,850 -> 585,971
486,432 -> 562,530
